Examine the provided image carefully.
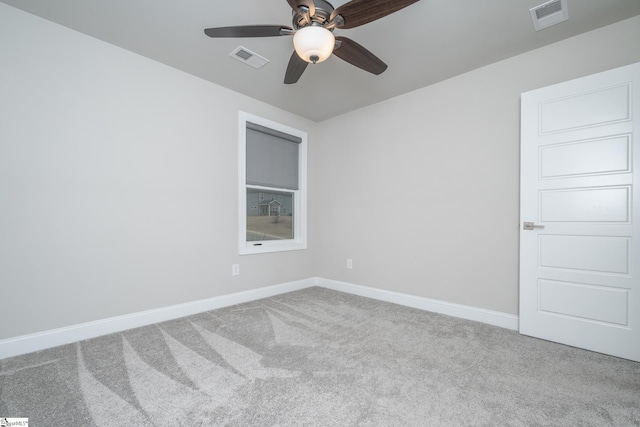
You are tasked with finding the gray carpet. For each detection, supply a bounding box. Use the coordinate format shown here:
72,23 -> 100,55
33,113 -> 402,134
1,287 -> 639,426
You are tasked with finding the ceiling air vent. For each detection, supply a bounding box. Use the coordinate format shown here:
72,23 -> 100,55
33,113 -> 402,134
229,46 -> 269,69
530,0 -> 568,31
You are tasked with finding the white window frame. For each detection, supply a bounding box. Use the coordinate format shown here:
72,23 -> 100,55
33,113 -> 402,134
238,111 -> 307,255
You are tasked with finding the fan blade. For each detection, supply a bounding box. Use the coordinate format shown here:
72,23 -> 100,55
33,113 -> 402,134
284,51 -> 309,84
333,36 -> 387,75
331,0 -> 419,29
204,25 -> 292,38
286,0 -> 315,16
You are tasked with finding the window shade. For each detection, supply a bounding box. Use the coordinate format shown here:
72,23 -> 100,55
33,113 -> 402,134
246,122 -> 301,190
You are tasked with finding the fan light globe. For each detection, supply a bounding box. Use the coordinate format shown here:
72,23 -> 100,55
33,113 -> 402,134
293,26 -> 335,64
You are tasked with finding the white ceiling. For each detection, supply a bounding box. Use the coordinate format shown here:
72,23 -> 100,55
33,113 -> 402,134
3,0 -> 640,122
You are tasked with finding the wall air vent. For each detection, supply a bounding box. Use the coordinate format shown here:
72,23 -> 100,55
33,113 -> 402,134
229,46 -> 269,69
530,0 -> 568,31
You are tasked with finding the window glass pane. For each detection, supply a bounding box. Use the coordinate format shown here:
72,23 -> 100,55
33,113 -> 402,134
246,188 -> 294,241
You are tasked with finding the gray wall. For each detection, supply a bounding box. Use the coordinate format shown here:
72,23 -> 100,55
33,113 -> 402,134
313,16 -> 640,315
0,4 -> 318,340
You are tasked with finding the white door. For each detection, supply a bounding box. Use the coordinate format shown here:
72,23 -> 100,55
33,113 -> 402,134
520,62 -> 640,362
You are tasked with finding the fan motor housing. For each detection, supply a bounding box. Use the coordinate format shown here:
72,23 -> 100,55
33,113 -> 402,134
292,0 -> 335,29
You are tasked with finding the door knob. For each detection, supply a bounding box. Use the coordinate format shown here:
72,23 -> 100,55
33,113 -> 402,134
523,222 -> 545,230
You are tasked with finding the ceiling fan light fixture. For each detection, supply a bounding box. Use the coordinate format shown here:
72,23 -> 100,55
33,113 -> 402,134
293,26 -> 335,63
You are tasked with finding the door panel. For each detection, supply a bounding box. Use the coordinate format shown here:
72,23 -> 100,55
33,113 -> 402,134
539,136 -> 631,178
539,186 -> 630,222
538,280 -> 629,326
520,62 -> 640,362
539,84 -> 631,133
539,235 -> 630,274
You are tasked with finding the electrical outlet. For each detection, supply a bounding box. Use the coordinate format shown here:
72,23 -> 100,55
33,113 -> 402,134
232,264 -> 240,276
346,259 -> 353,269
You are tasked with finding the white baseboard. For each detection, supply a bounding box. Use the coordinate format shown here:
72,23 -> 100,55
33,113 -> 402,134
0,278 -> 316,360
317,278 -> 519,331
1,276 -> 518,359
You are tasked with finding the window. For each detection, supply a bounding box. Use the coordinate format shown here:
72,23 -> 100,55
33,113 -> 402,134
238,112 -> 307,254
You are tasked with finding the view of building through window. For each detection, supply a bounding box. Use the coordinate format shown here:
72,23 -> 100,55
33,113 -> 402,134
246,188 -> 294,241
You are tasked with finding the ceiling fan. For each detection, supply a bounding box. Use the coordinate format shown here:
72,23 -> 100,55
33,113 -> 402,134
204,0 -> 420,84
